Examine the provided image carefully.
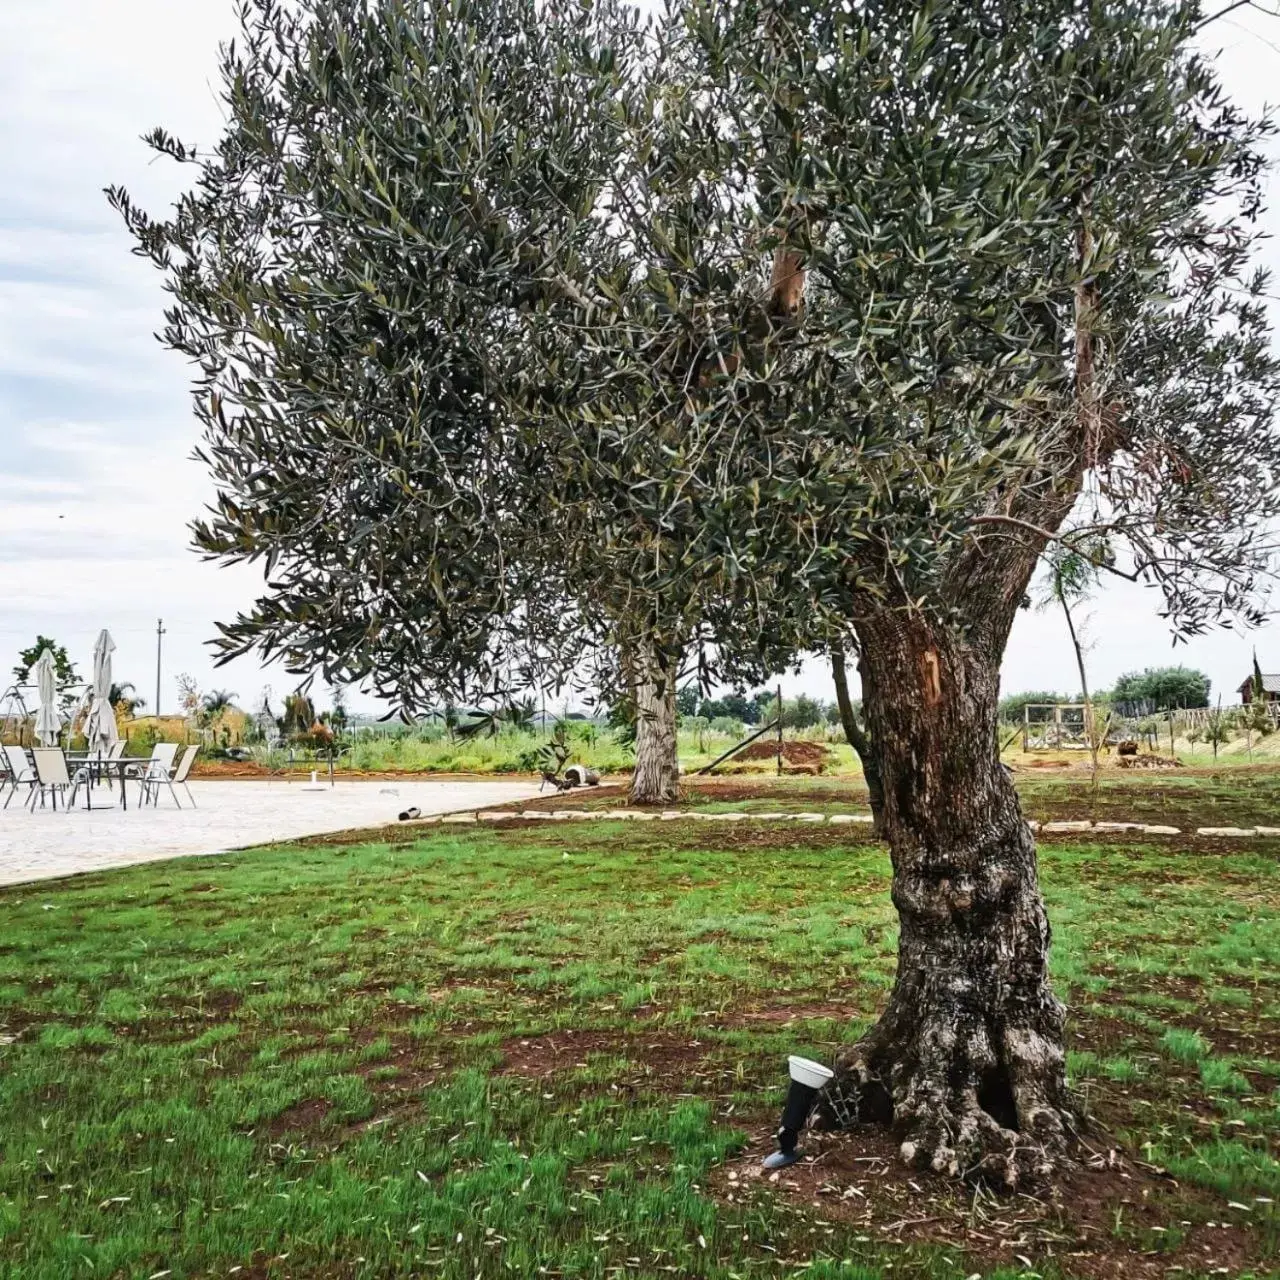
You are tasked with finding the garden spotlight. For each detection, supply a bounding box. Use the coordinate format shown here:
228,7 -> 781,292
762,1055 -> 833,1170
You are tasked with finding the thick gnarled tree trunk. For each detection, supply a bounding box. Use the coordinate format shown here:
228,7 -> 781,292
811,188 -> 1101,1186
818,614 -> 1071,1188
627,638 -> 680,805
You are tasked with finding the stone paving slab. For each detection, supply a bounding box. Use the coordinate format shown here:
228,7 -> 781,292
0,779 -> 541,888
403,808 -> 1280,843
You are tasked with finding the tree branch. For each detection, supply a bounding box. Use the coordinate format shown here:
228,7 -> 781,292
968,515 -> 1145,582
1195,0 -> 1280,33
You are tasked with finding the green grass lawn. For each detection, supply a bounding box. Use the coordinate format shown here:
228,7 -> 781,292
1012,764 -> 1280,828
2,800 -> 1279,1278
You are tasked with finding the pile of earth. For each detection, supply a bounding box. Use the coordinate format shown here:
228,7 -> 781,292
1117,753 -> 1183,769
728,739 -> 833,774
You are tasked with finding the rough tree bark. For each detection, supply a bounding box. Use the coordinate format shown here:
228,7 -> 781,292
830,641 -> 885,835
816,611 -> 1072,1188
626,638 -> 680,806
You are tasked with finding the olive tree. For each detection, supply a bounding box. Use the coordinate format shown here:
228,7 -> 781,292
718,0 -> 1280,1185
115,0 -> 1280,1186
111,0 -> 809,803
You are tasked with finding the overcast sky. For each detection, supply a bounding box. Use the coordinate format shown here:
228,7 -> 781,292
2,1 -> 1278,717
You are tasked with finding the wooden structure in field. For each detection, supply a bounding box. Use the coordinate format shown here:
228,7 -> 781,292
1239,671 -> 1280,705
1021,702 -> 1090,751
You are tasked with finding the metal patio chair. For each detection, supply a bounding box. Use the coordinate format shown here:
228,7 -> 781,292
96,738 -> 128,793
2,745 -> 35,810
143,744 -> 199,809
29,749 -> 88,812
136,742 -> 179,806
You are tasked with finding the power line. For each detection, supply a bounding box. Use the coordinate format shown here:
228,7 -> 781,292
1195,0 -> 1280,33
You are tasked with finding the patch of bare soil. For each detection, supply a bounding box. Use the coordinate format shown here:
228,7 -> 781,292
259,1028 -> 453,1144
716,1000 -> 862,1029
494,783 -> 630,813
290,823 -> 440,850
1015,754 -> 1203,774
718,1125 -> 1257,1280
262,1025 -> 725,1145
1101,978 -> 1280,1064
0,1008 -> 41,1041
348,1062 -> 448,1139
510,777 -> 873,813
697,778 -> 870,806
261,1096 -> 333,1141
190,760 -> 282,779
206,1258 -> 281,1280
497,1028 -> 710,1080
189,988 -> 243,1017
516,822 -> 871,855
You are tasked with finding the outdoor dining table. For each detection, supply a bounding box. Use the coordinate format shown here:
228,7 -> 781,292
64,754 -> 146,811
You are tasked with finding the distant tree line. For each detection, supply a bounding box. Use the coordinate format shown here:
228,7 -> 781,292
999,665 -> 1211,722
676,687 -> 842,731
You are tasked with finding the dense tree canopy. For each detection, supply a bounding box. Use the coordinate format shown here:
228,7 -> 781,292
112,0 -> 1280,714
697,691 -> 770,725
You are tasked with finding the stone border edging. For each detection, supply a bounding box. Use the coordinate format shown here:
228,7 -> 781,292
401,809 -> 1280,839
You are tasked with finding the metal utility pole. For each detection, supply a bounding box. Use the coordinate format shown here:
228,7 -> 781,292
155,618 -> 166,718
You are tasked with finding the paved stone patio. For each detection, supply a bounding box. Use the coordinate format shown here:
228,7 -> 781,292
0,778 -> 541,887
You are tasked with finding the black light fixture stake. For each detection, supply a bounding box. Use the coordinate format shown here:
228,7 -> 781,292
762,1056 -> 834,1170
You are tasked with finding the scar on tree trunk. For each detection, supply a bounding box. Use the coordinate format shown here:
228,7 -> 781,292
627,640 -> 680,806
830,642 -> 884,835
815,622 -> 1073,1189
769,245 -> 806,319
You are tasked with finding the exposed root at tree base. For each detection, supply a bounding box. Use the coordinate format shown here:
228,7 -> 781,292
715,1123 -> 1255,1280
815,1039 -> 1075,1191
814,1095 -> 1071,1192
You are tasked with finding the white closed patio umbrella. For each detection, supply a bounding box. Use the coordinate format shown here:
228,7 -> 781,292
34,647 -> 61,747
84,629 -> 120,752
